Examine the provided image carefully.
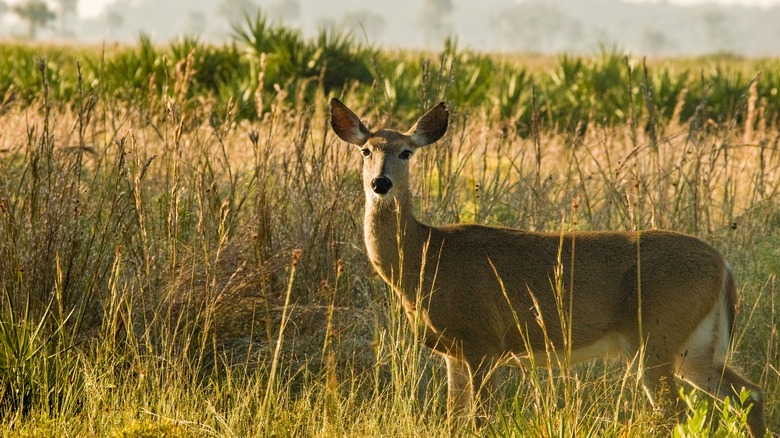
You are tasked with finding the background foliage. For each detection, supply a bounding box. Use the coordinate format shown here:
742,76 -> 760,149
2,15 -> 780,135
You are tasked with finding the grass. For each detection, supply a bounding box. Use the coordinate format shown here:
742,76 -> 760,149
0,45 -> 777,437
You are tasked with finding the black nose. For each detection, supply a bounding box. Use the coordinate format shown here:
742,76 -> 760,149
372,177 -> 393,195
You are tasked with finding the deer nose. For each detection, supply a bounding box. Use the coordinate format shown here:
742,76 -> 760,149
371,177 -> 393,195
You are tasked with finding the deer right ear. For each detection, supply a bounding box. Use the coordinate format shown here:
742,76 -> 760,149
330,98 -> 372,146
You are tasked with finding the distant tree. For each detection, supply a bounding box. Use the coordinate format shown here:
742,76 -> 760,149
495,2 -> 582,52
105,5 -> 123,38
0,1 -> 8,16
340,10 -> 385,41
54,0 -> 78,37
419,0 -> 453,47
217,0 -> 258,25
185,10 -> 206,35
12,0 -> 57,40
268,0 -> 299,22
642,29 -> 673,54
316,17 -> 336,30
702,9 -> 736,52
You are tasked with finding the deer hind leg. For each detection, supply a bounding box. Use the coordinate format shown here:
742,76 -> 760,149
674,286 -> 766,437
717,366 -> 765,438
641,359 -> 683,421
677,348 -> 766,437
464,354 -> 500,427
622,336 -> 683,425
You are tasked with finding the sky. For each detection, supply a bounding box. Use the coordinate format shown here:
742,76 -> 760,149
78,0 -> 110,18
5,0 -> 780,20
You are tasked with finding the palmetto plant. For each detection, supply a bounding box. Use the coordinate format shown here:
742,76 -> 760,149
232,12 -> 373,114
0,23 -> 772,137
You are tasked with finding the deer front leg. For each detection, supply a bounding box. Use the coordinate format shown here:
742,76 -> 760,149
445,353 -> 500,431
445,356 -> 473,427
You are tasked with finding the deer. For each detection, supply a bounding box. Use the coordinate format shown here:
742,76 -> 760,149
329,98 -> 766,437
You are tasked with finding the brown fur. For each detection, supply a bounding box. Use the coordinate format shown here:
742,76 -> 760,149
330,98 -> 766,437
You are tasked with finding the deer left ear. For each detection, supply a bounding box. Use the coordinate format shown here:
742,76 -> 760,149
406,102 -> 448,148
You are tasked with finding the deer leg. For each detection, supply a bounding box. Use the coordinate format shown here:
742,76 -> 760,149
679,358 -> 766,438
445,355 -> 473,426
719,366 -> 765,438
642,362 -> 682,416
624,336 -> 684,428
462,353 -> 500,429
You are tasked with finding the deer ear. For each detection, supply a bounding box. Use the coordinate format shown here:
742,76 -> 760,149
330,98 -> 372,146
406,102 -> 448,148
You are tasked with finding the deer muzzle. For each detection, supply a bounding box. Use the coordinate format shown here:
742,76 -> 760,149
371,176 -> 393,195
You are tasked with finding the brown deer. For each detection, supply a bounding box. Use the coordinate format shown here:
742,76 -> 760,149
329,98 -> 766,437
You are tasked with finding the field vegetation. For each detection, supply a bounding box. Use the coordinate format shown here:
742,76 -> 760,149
0,14 -> 778,437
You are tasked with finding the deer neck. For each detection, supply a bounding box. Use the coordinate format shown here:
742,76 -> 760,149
363,190 -> 427,288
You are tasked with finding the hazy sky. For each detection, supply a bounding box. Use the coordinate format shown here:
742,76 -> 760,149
4,0 -> 780,20
78,0 -> 116,18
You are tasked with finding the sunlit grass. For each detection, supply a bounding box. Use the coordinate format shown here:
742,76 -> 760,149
0,42 -> 777,437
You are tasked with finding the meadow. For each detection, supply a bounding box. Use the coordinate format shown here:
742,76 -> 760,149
0,15 -> 778,437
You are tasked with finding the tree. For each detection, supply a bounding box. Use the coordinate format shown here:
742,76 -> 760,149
54,0 -> 78,37
12,0 -> 57,40
185,10 -> 206,35
494,2 -> 583,52
268,0 -> 299,22
642,28 -> 673,54
217,0 -> 257,26
702,9 -> 736,52
340,10 -> 385,41
105,5 -> 123,38
419,0 -> 453,47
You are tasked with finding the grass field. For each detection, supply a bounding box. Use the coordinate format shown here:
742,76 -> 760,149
0,25 -> 778,436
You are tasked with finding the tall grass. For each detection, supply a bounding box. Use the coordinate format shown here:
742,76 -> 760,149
0,41 -> 777,436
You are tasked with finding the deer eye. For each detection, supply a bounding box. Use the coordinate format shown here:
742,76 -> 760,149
398,150 -> 413,160
360,148 -> 371,157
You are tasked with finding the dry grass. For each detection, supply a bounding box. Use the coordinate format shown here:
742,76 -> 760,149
0,61 -> 777,436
